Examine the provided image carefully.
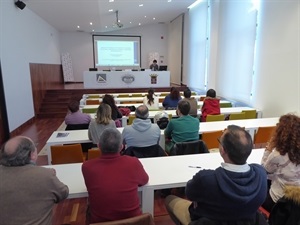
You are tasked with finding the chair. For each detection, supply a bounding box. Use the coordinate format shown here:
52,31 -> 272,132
123,144 -> 167,158
220,102 -> 232,108
118,94 -> 130,97
253,126 -> 275,148
132,93 -> 143,97
65,123 -> 89,130
199,96 -> 205,101
87,95 -> 100,99
159,98 -> 164,103
201,130 -> 223,151
87,148 -> 101,160
229,112 -> 246,120
128,115 -> 135,125
242,110 -> 257,119
170,140 -> 209,156
89,213 -> 155,225
160,93 -> 168,96
86,99 -> 100,105
51,144 -> 84,164
206,114 -> 225,122
82,108 -> 97,113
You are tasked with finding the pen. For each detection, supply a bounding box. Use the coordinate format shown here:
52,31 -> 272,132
188,166 -> 201,169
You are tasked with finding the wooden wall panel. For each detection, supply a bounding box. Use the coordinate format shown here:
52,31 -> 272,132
30,63 -> 63,115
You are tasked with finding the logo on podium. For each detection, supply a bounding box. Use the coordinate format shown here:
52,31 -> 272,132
150,74 -> 158,84
122,74 -> 135,84
96,74 -> 107,83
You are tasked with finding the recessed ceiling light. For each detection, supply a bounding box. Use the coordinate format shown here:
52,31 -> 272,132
153,17 -> 156,20
139,23 -> 141,26
130,22 -> 132,24
139,4 -> 143,7
105,26 -> 108,28
90,22 -> 93,25
144,16 -> 147,18
108,9 -> 113,12
109,0 -> 114,2
92,29 -> 94,32
168,0 -> 172,2
77,25 -> 80,29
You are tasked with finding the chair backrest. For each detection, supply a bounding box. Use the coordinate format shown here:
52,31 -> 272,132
86,99 -> 100,105
51,144 -> 84,165
229,112 -> 246,120
132,93 -> 143,97
65,123 -> 89,130
87,95 -> 100,99
254,126 -> 276,145
123,144 -> 167,158
89,213 -> 155,225
82,108 -> 97,114
118,94 -> 130,98
242,110 -> 257,119
170,140 -> 209,156
220,102 -> 232,108
87,148 -> 101,160
128,115 -> 136,125
199,96 -> 205,101
206,114 -> 225,122
201,130 -> 223,150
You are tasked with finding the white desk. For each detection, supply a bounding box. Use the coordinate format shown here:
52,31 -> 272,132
80,95 -> 211,105
82,91 -> 199,98
83,71 -> 170,89
44,148 -> 265,215
46,117 -> 276,164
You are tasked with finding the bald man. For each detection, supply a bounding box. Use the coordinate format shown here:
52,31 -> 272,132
0,136 -> 69,225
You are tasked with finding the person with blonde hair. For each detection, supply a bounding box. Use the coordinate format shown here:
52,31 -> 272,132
88,103 -> 116,144
261,113 -> 300,212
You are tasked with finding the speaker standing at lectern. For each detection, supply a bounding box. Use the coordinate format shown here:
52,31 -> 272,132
150,59 -> 159,71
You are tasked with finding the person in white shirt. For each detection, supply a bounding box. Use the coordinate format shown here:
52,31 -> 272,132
261,113 -> 300,212
143,88 -> 159,110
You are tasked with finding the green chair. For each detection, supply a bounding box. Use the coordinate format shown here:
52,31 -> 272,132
87,94 -> 99,99
206,114 -> 225,122
242,110 -> 257,119
128,115 -> 136,125
132,93 -> 143,97
82,108 -> 97,113
118,94 -> 130,97
229,112 -> 246,120
220,102 -> 232,108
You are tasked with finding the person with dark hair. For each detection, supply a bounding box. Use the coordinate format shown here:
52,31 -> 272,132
82,128 -> 149,223
150,59 -> 159,71
143,88 -> 159,110
163,87 -> 182,110
164,100 -> 199,153
88,103 -> 116,144
102,94 -> 122,121
122,105 -> 160,148
0,136 -> 69,225
65,99 -> 91,125
201,88 -> 220,122
165,125 -> 268,225
261,114 -> 300,212
182,88 -> 197,116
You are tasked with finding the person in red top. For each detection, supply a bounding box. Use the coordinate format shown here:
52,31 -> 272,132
82,128 -> 149,223
201,89 -> 220,122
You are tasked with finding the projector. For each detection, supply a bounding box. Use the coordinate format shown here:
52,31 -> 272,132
114,22 -> 123,28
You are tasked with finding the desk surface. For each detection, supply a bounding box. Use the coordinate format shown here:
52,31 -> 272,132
44,148 -> 265,209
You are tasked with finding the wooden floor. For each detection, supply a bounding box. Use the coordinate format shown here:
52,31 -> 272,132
19,117 -> 175,225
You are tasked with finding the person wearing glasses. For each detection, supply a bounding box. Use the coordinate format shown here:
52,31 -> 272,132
165,125 -> 268,225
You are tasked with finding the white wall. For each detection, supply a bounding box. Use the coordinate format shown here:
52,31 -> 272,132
252,0 -> 300,117
60,23 -> 169,81
0,1 -> 61,131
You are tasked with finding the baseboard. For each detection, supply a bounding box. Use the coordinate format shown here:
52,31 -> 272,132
10,117 -> 36,137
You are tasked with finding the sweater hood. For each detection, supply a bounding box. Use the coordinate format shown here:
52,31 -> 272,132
215,164 -> 267,205
204,98 -> 220,107
132,118 -> 152,132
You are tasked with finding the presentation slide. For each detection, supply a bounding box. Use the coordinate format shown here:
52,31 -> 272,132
93,35 -> 141,68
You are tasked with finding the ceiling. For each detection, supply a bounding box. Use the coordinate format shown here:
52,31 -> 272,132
25,0 -> 197,33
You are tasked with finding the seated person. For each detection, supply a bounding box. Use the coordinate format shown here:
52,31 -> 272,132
182,88 -> 197,116
88,103 -> 116,145
261,114 -> 300,212
164,100 -> 199,153
150,59 -> 159,71
163,87 -> 182,110
102,94 -> 122,121
82,128 -> 149,223
165,125 -> 268,225
143,88 -> 159,110
0,136 -> 69,225
154,111 -> 169,129
201,88 -> 220,122
122,105 -> 160,148
65,99 -> 91,125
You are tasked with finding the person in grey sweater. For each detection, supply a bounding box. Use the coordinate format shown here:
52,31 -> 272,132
88,103 -> 116,144
122,105 -> 160,148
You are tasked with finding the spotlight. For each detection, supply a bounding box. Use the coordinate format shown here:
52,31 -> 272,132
15,0 -> 26,10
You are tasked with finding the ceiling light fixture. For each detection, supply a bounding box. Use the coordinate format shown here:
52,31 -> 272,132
15,0 -> 26,10
109,9 -> 113,12
188,0 -> 203,9
90,22 -> 93,25
139,4 -> 143,7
